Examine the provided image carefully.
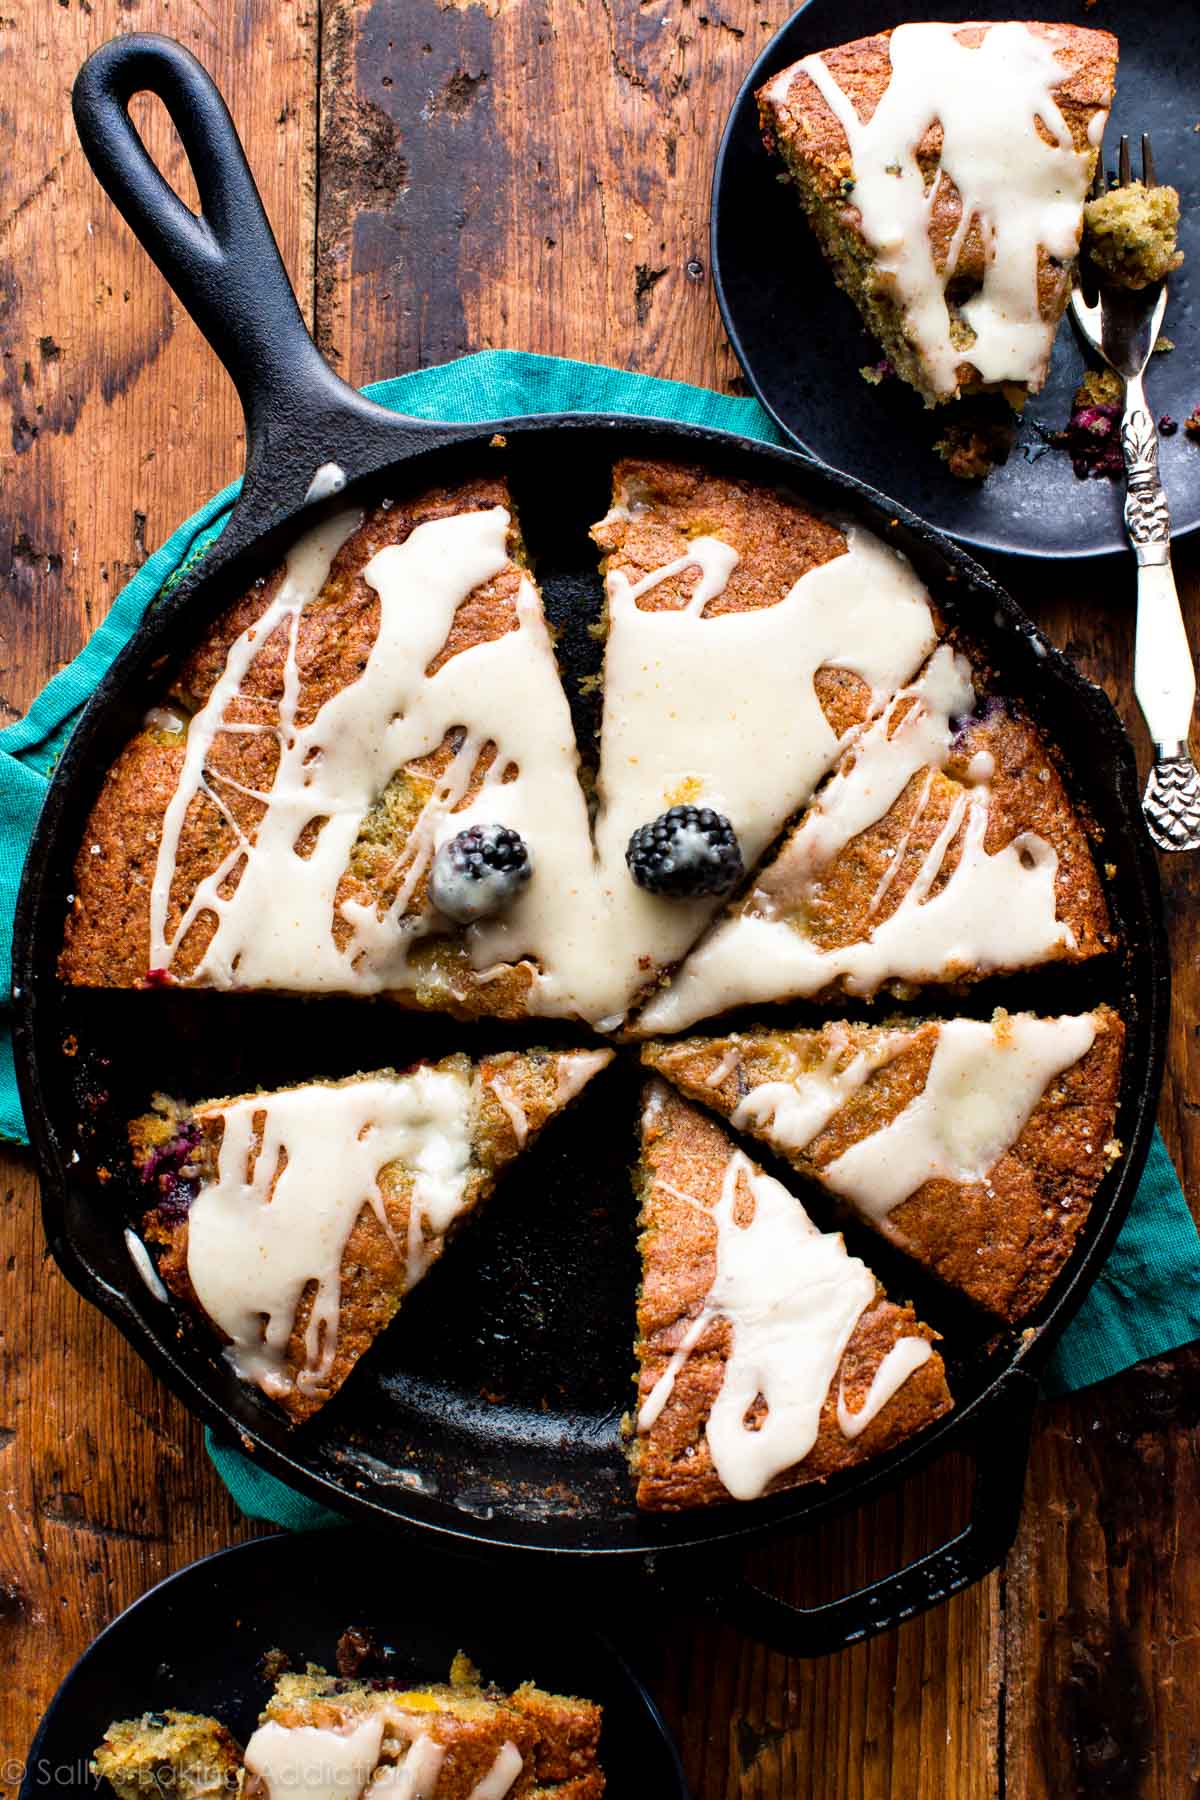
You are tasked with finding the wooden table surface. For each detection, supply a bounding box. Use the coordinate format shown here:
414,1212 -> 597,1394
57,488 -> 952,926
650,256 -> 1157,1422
2,3 -> 1199,1795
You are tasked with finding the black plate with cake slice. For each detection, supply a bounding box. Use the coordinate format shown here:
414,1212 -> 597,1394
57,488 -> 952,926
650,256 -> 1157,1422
20,1532 -> 689,1798
711,0 -> 1200,559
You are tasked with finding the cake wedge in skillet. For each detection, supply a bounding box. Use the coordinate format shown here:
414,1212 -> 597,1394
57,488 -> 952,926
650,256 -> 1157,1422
636,642 -> 1114,1033
60,477 -> 579,1021
630,1079 -> 952,1510
130,1047 -> 613,1422
641,1007 -> 1123,1320
758,22 -> 1117,408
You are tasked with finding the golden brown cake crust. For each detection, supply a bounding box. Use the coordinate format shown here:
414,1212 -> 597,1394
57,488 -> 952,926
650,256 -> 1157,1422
59,475 -> 541,1019
131,1049 -> 612,1424
256,1664 -> 604,1799
746,693 -> 1114,981
91,1710 -> 243,1800
642,1005 -> 1124,1321
630,1083 -> 951,1511
590,457 -> 916,738
759,24 -> 1119,403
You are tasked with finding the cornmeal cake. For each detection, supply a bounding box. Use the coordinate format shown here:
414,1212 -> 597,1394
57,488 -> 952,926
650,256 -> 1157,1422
1083,179 -> 1184,290
92,1711 -> 243,1800
62,463 -> 943,1031
642,1007 -> 1123,1319
637,643 -> 1113,1032
631,1080 -> 952,1509
130,1048 -> 613,1421
759,22 -> 1117,406
93,1655 -> 605,1799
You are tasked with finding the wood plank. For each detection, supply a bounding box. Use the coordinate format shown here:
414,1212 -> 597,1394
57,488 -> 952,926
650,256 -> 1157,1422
1004,1348 -> 1200,1800
0,0 -> 316,1770
997,548 -> 1200,1797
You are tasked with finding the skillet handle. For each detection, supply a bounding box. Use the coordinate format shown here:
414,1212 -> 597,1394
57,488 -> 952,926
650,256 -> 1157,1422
687,1370 -> 1038,1657
71,34 -> 422,519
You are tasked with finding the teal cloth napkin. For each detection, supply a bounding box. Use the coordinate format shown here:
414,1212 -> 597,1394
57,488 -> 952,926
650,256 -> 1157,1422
3,350 -> 1199,1535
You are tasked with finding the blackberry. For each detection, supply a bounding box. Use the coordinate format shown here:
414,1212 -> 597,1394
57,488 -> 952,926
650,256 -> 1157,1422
429,823 -> 532,924
626,805 -> 743,899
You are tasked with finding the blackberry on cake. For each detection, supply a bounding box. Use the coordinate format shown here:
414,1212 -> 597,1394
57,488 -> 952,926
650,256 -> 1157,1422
429,823 -> 532,923
626,805 -> 743,899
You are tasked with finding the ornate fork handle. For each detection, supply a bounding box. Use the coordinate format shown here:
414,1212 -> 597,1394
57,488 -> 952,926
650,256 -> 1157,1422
1122,403 -> 1172,555
1122,378 -> 1200,851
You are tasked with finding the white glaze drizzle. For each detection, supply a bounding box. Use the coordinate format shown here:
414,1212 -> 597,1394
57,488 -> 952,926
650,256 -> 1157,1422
368,1736 -> 446,1798
638,1144 -> 929,1500
148,507 -> 937,1025
304,462 -> 349,504
789,23 -> 1094,396
705,1046 -> 742,1089
867,769 -> 932,918
821,1012 -> 1098,1221
124,1227 -> 169,1302
486,1074 -> 528,1147
465,1743 -> 523,1800
750,645 -> 974,894
588,527 -> 936,1025
552,1048 -> 614,1106
243,1717 -> 384,1800
185,1067 -> 476,1399
639,652 -> 1070,1031
837,1336 -> 932,1440
730,1026 -> 917,1154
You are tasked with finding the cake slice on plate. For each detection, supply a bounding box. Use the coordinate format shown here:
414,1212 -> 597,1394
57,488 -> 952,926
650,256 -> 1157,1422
246,1656 -> 604,1798
641,1007 -> 1123,1319
130,1046 -> 614,1422
93,1655 -> 605,1799
758,22 -> 1117,407
636,643 -> 1114,1032
630,1080 -> 952,1509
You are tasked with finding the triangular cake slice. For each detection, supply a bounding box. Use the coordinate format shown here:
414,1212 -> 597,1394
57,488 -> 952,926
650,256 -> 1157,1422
630,1079 -> 951,1510
637,644 -> 1114,1033
62,477 -> 583,1020
130,1046 -> 614,1422
583,456 -> 938,1022
642,1007 -> 1123,1320
758,23 -> 1117,407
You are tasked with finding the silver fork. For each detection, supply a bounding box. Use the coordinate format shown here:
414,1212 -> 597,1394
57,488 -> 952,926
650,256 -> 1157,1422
1069,133 -> 1200,852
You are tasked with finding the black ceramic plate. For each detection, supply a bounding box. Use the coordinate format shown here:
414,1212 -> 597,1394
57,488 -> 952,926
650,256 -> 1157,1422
712,0 -> 1200,558
19,1532 -> 689,1796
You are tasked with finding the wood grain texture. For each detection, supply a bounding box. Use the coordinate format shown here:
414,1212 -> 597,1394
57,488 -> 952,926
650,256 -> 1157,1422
0,0 -> 314,1781
2,1 -> 1199,1795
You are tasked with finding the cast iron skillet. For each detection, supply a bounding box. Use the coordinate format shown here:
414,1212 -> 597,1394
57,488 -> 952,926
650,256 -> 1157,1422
12,34 -> 1169,1656
19,1532 -> 689,1797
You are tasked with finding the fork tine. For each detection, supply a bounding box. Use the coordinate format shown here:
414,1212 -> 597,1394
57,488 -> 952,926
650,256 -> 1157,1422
1089,155 -> 1105,202
1142,132 -> 1157,188
1118,134 -> 1132,187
